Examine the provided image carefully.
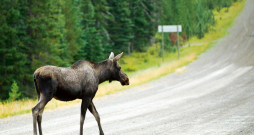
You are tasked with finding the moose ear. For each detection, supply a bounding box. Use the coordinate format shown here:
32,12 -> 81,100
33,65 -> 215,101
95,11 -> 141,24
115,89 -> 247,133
109,52 -> 114,59
113,52 -> 123,63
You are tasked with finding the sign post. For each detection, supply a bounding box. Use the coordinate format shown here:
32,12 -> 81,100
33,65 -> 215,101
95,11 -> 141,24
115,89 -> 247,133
177,26 -> 180,58
161,25 -> 164,61
158,25 -> 182,59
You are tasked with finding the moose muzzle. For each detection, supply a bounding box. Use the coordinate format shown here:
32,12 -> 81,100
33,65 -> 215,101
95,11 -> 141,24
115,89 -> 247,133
120,71 -> 129,86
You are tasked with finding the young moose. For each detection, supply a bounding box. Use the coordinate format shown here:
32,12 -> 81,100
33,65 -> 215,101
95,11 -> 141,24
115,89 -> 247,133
32,52 -> 129,135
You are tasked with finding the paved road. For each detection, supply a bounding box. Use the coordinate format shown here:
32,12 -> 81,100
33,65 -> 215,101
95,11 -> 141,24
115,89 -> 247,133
1,0 -> 254,134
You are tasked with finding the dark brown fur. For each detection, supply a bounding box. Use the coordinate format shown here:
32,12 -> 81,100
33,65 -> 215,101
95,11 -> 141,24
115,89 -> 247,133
32,52 -> 129,135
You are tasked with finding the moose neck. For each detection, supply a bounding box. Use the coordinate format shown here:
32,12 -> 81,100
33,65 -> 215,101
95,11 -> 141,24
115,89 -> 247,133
92,60 -> 112,84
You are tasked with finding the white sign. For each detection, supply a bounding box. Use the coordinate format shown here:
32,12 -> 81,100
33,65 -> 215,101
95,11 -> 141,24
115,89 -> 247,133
158,25 -> 182,32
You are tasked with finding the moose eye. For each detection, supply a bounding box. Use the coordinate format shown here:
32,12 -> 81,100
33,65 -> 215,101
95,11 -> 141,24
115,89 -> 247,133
115,63 -> 121,70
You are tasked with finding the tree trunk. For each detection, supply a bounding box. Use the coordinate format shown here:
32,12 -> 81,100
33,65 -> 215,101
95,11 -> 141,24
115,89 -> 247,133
128,42 -> 130,55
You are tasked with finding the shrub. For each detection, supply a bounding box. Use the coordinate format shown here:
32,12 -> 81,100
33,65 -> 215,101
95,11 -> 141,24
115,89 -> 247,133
119,59 -> 127,64
123,64 -> 137,72
147,45 -> 159,56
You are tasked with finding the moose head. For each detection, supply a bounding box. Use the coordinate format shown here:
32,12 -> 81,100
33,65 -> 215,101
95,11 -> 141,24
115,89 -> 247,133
108,52 -> 129,86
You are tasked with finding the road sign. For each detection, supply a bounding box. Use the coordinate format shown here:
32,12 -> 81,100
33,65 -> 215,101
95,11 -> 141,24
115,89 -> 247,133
158,25 -> 182,32
158,25 -> 182,60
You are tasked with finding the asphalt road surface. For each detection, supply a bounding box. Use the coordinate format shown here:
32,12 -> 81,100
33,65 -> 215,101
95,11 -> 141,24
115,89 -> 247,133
1,0 -> 254,134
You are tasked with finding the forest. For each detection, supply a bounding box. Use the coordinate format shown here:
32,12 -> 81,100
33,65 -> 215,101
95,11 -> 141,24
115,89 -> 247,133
0,0 -> 241,101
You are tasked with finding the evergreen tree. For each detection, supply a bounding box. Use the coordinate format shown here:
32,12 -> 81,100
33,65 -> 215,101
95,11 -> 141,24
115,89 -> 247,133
130,0 -> 156,52
92,0 -> 113,59
143,0 -> 158,43
27,0 -> 69,68
91,0 -> 113,60
62,0 -> 85,63
24,0 -> 70,97
78,0 -> 104,62
195,1 -> 205,39
107,0 -> 133,54
0,0 -> 29,99
8,80 -> 21,101
47,0 -> 69,66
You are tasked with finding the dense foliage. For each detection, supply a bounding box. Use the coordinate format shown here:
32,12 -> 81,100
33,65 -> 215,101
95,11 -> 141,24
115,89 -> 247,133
0,0 -> 241,100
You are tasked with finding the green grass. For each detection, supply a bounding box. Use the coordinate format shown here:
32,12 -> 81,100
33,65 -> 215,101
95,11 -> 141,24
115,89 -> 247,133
187,1 -> 245,44
0,0 -> 246,119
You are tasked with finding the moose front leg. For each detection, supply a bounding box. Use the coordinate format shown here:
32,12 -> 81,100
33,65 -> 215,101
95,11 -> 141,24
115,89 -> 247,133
88,102 -> 104,135
80,98 -> 91,135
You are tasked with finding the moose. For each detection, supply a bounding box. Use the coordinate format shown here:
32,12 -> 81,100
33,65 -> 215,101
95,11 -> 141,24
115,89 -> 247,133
32,52 -> 129,135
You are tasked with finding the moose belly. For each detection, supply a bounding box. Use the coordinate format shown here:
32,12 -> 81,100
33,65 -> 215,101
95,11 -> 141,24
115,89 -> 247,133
54,87 -> 82,101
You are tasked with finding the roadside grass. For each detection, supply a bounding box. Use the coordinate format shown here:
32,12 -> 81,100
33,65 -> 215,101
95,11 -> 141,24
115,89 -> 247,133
96,43 -> 210,97
187,1 -> 245,44
0,0 -> 246,119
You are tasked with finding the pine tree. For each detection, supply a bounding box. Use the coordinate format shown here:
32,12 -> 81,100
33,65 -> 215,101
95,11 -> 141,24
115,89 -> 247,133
130,0 -> 155,52
195,2 -> 205,39
62,0 -> 85,63
92,0 -> 113,59
0,0 -> 29,99
182,0 -> 195,38
78,0 -> 104,62
91,0 -> 113,59
27,0 -> 67,67
143,0 -> 158,43
107,0 -> 133,54
8,80 -> 21,101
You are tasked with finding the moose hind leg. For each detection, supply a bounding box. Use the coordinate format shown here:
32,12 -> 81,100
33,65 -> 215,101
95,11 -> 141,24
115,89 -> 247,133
32,95 -> 52,135
88,102 -> 104,135
37,108 -> 45,135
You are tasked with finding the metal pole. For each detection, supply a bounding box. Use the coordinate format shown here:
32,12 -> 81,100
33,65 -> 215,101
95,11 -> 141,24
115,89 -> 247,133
162,26 -> 164,61
128,42 -> 130,55
177,25 -> 180,59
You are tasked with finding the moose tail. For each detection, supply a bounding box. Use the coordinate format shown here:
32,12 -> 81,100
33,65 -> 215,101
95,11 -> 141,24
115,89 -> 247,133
33,72 -> 40,101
